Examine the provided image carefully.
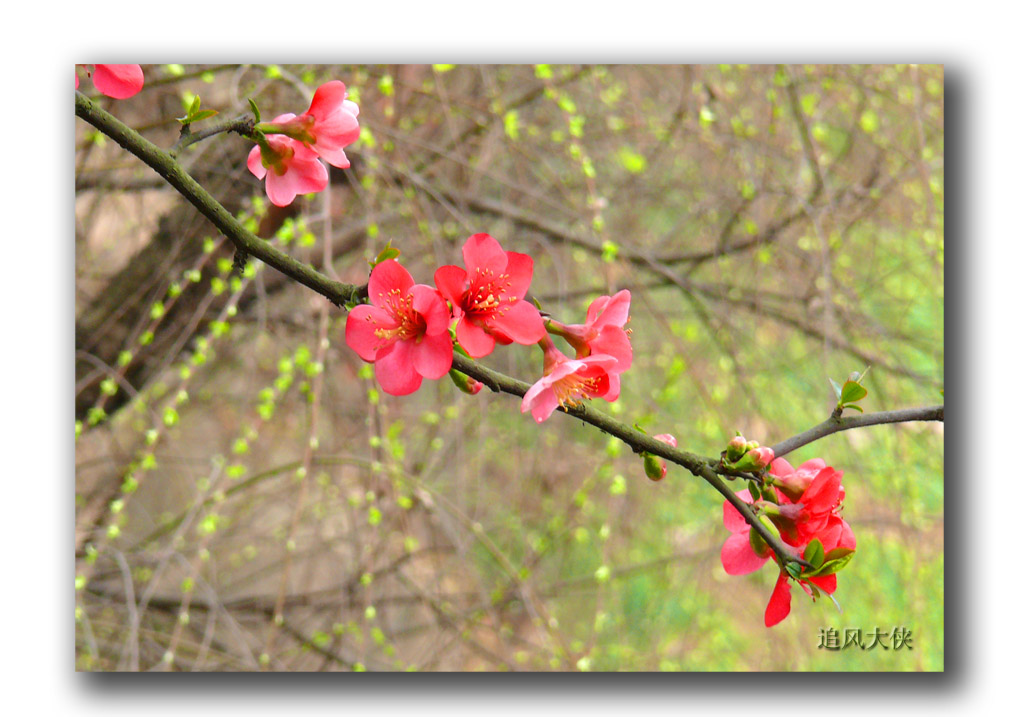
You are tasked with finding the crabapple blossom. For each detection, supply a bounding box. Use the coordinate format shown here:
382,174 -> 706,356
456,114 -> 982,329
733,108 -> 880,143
247,116 -> 329,207
344,259 -> 453,396
547,289 -> 633,401
520,337 -> 619,423
719,458 -> 855,626
548,289 -> 633,368
434,233 -> 546,358
258,81 -> 360,169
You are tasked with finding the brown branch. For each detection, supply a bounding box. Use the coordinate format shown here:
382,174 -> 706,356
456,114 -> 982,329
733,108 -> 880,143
771,405 -> 944,459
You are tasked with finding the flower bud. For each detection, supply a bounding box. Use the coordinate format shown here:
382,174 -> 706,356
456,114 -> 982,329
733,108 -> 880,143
643,452 -> 666,481
731,446 -> 775,472
643,433 -> 677,481
449,369 -> 483,395
726,435 -> 747,462
653,433 -> 677,448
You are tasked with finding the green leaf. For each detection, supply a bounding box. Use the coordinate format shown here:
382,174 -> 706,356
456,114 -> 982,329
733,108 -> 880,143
747,480 -> 761,501
801,548 -> 855,577
803,538 -> 825,569
190,109 -> 219,123
248,98 -> 261,123
189,94 -> 202,115
368,241 -> 401,268
822,547 -> 855,563
843,404 -> 864,412
840,380 -> 868,404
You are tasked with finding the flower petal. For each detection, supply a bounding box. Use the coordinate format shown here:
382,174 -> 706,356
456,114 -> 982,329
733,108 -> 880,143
721,532 -> 768,575
462,233 -> 508,277
769,457 -> 794,478
501,250 -> 534,301
247,145 -> 267,179
589,325 -> 633,369
307,81 -> 348,118
368,259 -> 415,309
345,304 -> 396,361
264,155 -> 328,207
807,574 -> 837,594
434,264 -> 469,308
590,289 -> 631,329
456,318 -> 496,358
411,331 -> 453,380
801,467 -> 842,511
374,340 -> 422,396
764,572 -> 792,627
722,489 -> 755,533
314,146 -> 351,169
521,377 -> 560,423
486,300 -> 546,346
409,284 -> 451,335
92,64 -> 144,99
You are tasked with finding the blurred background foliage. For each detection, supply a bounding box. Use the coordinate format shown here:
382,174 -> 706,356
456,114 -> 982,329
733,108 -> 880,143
75,64 -> 943,671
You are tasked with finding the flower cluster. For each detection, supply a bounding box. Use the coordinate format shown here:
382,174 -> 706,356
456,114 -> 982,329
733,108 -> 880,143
247,82 -> 360,207
720,455 -> 856,627
344,233 -> 633,419
76,64 -> 144,99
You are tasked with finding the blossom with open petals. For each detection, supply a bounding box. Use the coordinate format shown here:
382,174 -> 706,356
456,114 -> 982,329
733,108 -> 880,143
247,114 -> 329,207
344,260 -> 453,395
520,339 -> 619,423
260,81 -> 360,168
763,516 -> 856,627
719,457 -> 856,627
76,64 -> 144,99
551,289 -> 633,368
434,233 -> 546,358
548,289 -> 633,400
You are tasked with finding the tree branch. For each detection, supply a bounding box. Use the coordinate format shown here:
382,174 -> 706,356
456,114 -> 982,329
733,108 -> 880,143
75,90 -> 944,575
770,405 -> 945,459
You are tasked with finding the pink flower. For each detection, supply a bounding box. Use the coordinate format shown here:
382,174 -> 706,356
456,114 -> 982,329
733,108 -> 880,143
520,339 -> 619,423
434,233 -> 546,358
344,259 -> 453,396
548,290 -> 633,400
763,517 -> 856,627
719,458 -> 857,627
720,489 -> 773,576
552,290 -> 633,368
247,115 -> 329,207
765,462 -> 845,545
768,457 -> 828,502
261,81 -> 360,169
76,64 -> 144,99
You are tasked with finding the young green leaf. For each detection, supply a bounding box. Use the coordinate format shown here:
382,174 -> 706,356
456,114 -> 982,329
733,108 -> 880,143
190,109 -> 219,123
804,538 -> 825,569
747,480 -> 761,501
840,380 -> 868,405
